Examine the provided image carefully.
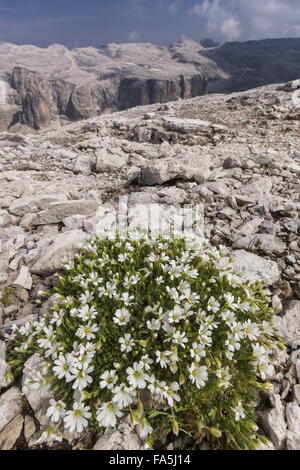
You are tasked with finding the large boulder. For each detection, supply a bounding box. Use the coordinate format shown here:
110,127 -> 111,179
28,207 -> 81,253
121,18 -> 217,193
232,250 -> 281,285
31,200 -> 98,226
30,230 -> 88,275
139,152 -> 211,186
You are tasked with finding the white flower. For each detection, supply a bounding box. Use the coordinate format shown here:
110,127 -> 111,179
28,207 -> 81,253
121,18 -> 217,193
100,370 -> 118,390
36,427 -> 63,444
96,402 -> 123,428
79,290 -> 94,305
243,320 -> 260,341
70,365 -> 94,391
252,343 -> 269,363
168,306 -> 184,324
119,292 -> 134,306
190,342 -> 206,361
156,350 -> 171,368
231,402 -> 246,421
221,310 -> 236,324
258,361 -> 275,380
231,321 -> 245,341
215,366 -> 232,389
137,418 -> 153,440
189,363 -> 208,389
113,308 -> 131,326
126,362 -> 149,389
50,310 -> 64,327
76,322 -> 99,340
139,354 -> 153,371
46,399 -> 66,423
98,281 -> 118,298
53,354 -> 73,381
37,326 -> 55,349
112,383 -> 136,407
119,333 -> 135,352
207,297 -> 220,313
181,288 -> 200,304
260,321 -> 274,336
146,318 -> 161,331
225,334 -> 241,353
223,293 -> 238,310
64,402 -> 91,433
77,305 -> 97,322
172,330 -> 188,348
163,382 -> 181,407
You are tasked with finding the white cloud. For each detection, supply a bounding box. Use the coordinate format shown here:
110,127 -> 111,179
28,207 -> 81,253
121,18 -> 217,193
129,30 -> 139,41
189,0 -> 300,42
169,0 -> 182,15
221,17 -> 241,41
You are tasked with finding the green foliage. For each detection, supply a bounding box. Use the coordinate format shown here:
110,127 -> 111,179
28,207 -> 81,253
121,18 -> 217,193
6,232 -> 277,449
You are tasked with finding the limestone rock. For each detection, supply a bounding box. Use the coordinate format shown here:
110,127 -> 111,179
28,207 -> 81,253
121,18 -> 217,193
93,418 -> 142,450
232,250 -> 281,285
96,149 -> 128,173
73,155 -> 93,175
31,200 -> 98,226
30,230 -> 88,275
0,414 -> 23,450
286,431 -> 300,450
285,402 -> 300,435
22,354 -> 54,426
259,407 -> 286,448
139,152 -> 211,186
0,387 -> 23,433
273,301 -> 300,346
12,266 -> 33,290
232,234 -> 286,256
9,195 -> 66,216
0,356 -> 12,391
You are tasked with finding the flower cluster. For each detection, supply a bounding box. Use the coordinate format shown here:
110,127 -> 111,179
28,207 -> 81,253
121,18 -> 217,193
7,232 -> 277,449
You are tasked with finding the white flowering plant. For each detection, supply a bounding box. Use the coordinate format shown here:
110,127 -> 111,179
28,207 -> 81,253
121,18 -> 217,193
7,231 -> 278,450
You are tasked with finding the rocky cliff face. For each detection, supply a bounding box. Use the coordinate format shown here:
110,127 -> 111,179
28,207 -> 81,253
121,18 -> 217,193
1,37 -> 300,132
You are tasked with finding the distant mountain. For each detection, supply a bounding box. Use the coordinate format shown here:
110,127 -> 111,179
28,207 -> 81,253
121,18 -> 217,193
0,37 -> 300,132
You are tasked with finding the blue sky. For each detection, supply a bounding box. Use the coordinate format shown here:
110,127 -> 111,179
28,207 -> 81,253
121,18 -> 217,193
0,0 -> 300,48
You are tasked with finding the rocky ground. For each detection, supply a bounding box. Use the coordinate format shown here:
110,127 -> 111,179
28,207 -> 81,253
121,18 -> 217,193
0,79 -> 300,450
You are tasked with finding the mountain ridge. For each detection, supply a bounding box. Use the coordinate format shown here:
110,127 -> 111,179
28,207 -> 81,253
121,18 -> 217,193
1,37 -> 300,132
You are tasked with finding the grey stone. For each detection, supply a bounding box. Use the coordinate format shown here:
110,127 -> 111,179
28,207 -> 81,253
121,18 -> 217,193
9,195 -> 66,216
259,407 -> 286,448
0,387 -> 23,433
139,152 -> 211,186
96,149 -> 128,173
273,301 -> 300,346
0,414 -> 23,450
286,402 -> 300,435
22,354 -> 54,426
93,418 -> 142,450
73,155 -> 93,175
292,384 -> 300,404
31,200 -> 98,226
232,234 -> 286,256
30,230 -> 88,275
12,266 -> 32,290
232,250 -> 281,285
